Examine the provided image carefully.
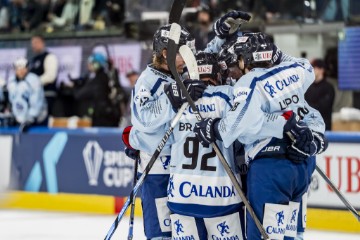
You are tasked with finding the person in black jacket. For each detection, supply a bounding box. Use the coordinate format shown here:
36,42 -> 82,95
305,58 -> 335,130
74,52 -> 120,127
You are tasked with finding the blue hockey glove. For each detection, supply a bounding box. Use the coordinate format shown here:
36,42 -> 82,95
193,118 -> 221,147
213,10 -> 251,39
287,131 -> 328,163
164,79 -> 207,109
283,111 -> 312,145
125,147 -> 140,161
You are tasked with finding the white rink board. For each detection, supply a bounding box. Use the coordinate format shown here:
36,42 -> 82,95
0,210 -> 359,240
308,142 -> 360,209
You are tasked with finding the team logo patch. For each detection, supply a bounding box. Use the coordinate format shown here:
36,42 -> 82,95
168,175 -> 175,197
217,221 -> 230,236
134,85 -> 151,106
276,210 -> 285,226
263,81 -> 277,98
160,156 -> 171,170
174,219 -> 184,235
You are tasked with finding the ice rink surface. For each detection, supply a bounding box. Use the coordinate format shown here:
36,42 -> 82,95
0,210 -> 359,240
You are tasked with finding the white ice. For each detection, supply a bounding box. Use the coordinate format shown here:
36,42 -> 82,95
0,209 -> 359,240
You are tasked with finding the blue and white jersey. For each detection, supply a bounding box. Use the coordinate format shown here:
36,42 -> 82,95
204,36 -> 225,54
129,65 -> 177,156
7,73 -> 47,124
167,85 -> 242,218
218,54 -> 325,162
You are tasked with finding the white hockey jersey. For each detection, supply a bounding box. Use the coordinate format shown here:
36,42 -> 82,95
217,54 -> 325,162
7,72 -> 47,124
167,85 -> 242,218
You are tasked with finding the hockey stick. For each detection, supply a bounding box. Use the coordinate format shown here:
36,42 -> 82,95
167,23 -> 270,240
286,133 -> 360,222
103,103 -> 188,240
127,153 -> 139,240
169,0 -> 187,24
315,165 -> 360,221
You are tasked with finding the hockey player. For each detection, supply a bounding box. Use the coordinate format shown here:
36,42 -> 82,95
123,24 -> 206,239
193,33 -> 328,240
164,51 -> 245,239
7,57 -> 48,130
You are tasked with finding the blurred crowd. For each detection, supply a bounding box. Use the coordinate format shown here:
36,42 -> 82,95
0,34 -> 137,128
0,0 -> 125,33
0,0 -> 357,34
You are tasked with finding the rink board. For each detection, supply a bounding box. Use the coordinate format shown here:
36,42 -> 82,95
0,191 -> 358,233
0,129 -> 359,232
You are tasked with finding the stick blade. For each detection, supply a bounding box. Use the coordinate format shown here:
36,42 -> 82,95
179,45 -> 199,79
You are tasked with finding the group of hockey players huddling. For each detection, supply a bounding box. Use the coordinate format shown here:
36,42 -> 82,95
121,9 -> 328,240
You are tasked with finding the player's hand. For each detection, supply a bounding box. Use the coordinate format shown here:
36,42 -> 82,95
287,132 -> 328,163
213,10 -> 251,39
283,111 -> 313,144
122,126 -> 140,160
193,118 -> 221,147
125,147 -> 140,161
164,79 -> 206,109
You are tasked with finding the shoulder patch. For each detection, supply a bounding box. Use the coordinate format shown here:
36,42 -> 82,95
134,85 -> 152,106
233,87 -> 251,103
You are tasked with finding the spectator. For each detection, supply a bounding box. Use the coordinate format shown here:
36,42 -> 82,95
22,0 -> 48,31
125,70 -> 138,88
74,52 -> 119,127
119,70 -> 138,127
192,5 -> 215,50
305,58 -> 335,130
29,34 -> 59,116
105,0 -> 125,27
8,0 -> 25,32
47,0 -> 79,30
7,57 -> 48,128
0,0 -> 9,31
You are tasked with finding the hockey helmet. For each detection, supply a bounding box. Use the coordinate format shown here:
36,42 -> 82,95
13,57 -> 28,69
195,51 -> 220,85
153,24 -> 195,57
228,32 -> 274,67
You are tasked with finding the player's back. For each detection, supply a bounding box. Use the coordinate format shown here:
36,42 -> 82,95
233,59 -> 315,161
245,60 -> 313,115
167,85 -> 242,218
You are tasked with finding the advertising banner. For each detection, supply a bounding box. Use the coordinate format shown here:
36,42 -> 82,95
93,44 -> 142,88
0,48 -> 27,83
308,142 -> 360,209
48,46 -> 83,87
0,135 -> 13,192
14,131 -> 134,196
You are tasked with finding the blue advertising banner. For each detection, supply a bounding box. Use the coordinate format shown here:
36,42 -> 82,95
12,129 -> 135,196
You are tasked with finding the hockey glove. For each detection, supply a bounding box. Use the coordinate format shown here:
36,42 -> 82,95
122,126 -> 139,161
283,111 -> 313,145
193,118 -> 221,147
164,79 -> 207,110
287,131 -> 328,163
213,10 -> 251,39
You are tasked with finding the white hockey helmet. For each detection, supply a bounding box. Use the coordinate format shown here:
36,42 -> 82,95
13,57 -> 28,69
